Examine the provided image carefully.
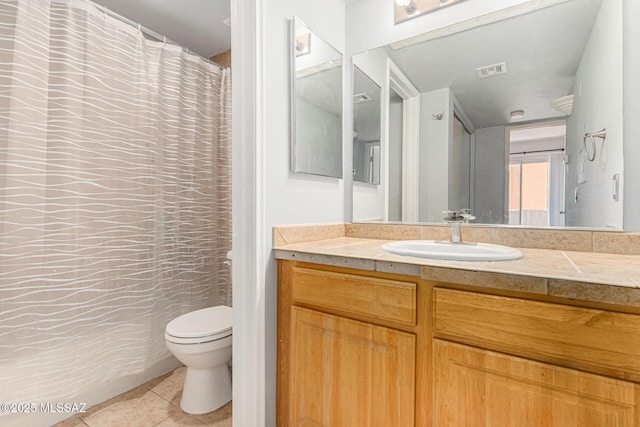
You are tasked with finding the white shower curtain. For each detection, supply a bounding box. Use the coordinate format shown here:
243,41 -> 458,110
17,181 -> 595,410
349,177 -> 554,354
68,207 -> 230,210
0,0 -> 231,420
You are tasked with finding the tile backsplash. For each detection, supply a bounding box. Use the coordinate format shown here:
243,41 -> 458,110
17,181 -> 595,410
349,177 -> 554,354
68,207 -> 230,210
274,223 -> 640,256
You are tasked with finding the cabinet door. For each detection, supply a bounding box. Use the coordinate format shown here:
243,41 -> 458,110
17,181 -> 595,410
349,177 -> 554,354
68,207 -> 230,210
289,306 -> 415,427
434,339 -> 639,427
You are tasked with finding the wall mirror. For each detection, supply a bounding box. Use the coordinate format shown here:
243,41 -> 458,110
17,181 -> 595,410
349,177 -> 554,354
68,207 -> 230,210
290,17 -> 343,178
353,66 -> 382,184
352,0 -> 623,229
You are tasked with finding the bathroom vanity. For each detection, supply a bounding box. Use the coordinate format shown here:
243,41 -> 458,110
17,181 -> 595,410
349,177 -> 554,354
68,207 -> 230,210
274,225 -> 640,426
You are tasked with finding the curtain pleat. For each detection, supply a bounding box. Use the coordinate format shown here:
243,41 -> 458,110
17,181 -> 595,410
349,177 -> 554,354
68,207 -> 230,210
0,0 -> 232,413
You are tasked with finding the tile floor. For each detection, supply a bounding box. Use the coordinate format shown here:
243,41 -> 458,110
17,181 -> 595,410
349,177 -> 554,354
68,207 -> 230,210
53,367 -> 232,427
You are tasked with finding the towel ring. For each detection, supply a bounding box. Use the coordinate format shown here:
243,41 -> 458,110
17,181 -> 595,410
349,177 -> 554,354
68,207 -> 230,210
583,128 -> 606,162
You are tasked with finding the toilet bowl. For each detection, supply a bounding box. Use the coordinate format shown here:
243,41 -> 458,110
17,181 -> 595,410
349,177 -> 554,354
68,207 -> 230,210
165,305 -> 232,414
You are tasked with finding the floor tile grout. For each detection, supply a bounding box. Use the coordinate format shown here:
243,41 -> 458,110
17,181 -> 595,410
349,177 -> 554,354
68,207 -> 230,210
53,366 -> 231,427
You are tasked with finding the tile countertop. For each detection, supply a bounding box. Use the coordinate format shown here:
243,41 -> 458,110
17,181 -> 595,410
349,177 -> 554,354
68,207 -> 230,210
273,236 -> 640,308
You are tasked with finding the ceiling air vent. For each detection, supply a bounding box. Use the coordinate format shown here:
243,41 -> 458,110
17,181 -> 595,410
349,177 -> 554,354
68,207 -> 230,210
354,92 -> 372,104
476,62 -> 507,79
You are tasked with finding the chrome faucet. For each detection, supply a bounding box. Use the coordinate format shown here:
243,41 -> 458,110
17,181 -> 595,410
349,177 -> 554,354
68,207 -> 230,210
443,209 -> 475,244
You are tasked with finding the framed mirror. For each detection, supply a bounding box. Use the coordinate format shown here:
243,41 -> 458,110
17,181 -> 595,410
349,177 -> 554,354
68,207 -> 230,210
290,17 -> 343,178
353,66 -> 382,184
351,0 -> 623,229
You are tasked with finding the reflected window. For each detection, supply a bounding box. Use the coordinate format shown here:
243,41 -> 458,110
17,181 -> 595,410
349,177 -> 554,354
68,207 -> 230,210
509,161 -> 549,226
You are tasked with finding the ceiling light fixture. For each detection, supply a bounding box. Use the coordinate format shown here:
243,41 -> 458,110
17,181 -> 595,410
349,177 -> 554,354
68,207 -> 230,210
510,110 -> 525,120
395,0 -> 417,15
551,94 -> 574,116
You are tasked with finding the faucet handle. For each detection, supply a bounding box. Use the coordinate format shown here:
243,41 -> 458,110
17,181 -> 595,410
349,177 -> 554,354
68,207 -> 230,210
443,209 -> 475,222
443,210 -> 465,222
460,209 -> 476,222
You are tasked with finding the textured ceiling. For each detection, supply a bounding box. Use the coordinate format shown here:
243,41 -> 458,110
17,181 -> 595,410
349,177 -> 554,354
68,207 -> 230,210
381,0 -> 604,129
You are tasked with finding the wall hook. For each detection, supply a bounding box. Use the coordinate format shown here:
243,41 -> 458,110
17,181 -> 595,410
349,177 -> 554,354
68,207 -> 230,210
432,111 -> 444,120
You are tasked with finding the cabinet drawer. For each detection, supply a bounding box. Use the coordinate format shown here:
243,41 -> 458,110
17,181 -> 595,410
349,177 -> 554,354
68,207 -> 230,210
291,266 -> 417,326
434,287 -> 640,380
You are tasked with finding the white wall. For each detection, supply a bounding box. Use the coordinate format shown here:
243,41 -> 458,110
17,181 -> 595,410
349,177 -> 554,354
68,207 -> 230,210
419,88 -> 450,222
565,0 -> 623,228
387,96 -> 403,221
352,49 -> 388,221
474,126 -> 508,223
623,0 -> 640,231
232,0 -> 346,426
450,115 -> 471,211
263,0 -> 346,421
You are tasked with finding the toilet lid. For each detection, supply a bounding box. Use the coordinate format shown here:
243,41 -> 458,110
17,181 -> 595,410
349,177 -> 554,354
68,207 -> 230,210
165,305 -> 232,339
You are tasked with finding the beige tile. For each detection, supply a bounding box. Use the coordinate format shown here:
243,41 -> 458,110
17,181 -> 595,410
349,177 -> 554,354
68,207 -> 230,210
422,266 -> 547,295
272,224 -> 317,245
154,411 -> 207,427
273,223 -> 345,245
52,415 -> 88,427
362,223 -> 421,240
420,225 -> 451,241
275,250 -> 376,271
560,251 -> 640,287
272,227 -> 287,247
374,261 -> 422,277
141,369 -> 173,390
592,232 -> 640,255
318,223 -> 346,239
194,401 -> 232,427
149,366 -> 186,405
82,386 -> 177,427
457,226 -> 496,244
493,228 -> 592,252
345,223 -> 365,238
548,279 -> 640,308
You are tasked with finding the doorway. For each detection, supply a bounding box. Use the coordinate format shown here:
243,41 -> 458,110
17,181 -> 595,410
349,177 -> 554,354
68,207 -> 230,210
507,122 -> 566,227
384,60 -> 420,222
449,114 -> 472,211
387,88 -> 403,221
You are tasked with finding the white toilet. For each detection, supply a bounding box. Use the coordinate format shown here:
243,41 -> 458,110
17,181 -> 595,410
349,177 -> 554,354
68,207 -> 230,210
164,305 -> 232,414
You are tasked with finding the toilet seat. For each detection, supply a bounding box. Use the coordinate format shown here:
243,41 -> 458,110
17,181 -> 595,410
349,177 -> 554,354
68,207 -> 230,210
165,306 -> 232,344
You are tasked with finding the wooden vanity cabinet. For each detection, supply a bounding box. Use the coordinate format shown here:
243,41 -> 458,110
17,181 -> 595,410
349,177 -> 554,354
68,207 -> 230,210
433,287 -> 640,427
278,260 -> 640,426
277,261 -> 430,427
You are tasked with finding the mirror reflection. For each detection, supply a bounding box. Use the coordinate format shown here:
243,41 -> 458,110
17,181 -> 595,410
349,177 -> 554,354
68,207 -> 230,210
291,18 -> 343,178
352,0 -> 623,229
353,66 -> 382,184
394,0 -> 467,25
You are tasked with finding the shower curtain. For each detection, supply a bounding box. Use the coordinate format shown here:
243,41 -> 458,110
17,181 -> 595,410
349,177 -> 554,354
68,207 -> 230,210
0,0 -> 231,422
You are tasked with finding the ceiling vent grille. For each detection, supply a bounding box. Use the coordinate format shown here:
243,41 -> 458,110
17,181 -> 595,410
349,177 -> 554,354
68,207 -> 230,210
476,62 -> 507,79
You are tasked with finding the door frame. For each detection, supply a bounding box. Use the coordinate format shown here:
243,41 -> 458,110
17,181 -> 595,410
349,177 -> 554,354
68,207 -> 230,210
385,59 -> 420,222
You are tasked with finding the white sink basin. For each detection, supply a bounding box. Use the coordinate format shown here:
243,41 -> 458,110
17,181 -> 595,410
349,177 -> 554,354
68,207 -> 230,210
381,240 -> 523,262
